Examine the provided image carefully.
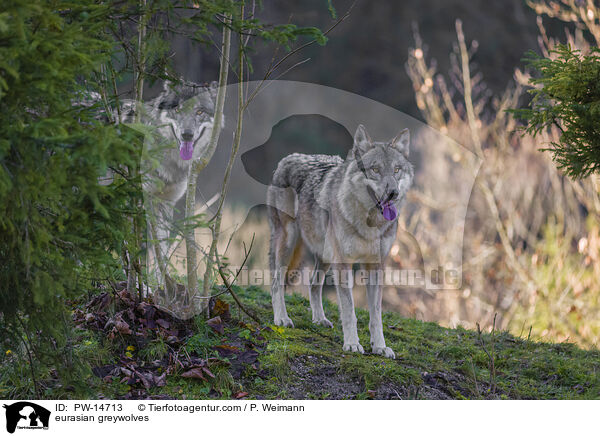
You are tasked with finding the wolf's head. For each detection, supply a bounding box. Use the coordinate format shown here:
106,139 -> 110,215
153,80 -> 218,160
350,124 -> 414,222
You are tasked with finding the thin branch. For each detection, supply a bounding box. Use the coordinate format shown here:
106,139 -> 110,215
243,0 -> 357,109
215,235 -> 261,324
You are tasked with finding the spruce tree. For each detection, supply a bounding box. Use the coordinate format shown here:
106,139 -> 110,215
516,45 -> 600,178
0,0 -> 140,396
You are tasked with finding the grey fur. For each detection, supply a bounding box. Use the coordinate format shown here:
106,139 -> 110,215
267,124 -> 414,358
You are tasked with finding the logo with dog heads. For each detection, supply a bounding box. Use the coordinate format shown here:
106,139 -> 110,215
3,402 -> 50,433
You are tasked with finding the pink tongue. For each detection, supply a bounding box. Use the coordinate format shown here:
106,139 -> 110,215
179,141 -> 194,160
381,202 -> 397,221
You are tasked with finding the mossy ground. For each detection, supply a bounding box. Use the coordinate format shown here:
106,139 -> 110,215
220,286 -> 600,399
2,286 -> 599,399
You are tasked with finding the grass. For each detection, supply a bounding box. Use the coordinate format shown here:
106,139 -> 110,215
218,286 -> 600,399
2,285 -> 598,399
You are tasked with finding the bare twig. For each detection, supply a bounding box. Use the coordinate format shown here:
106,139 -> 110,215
215,235 -> 261,325
217,262 -> 261,325
212,232 -> 260,323
243,0 -> 357,108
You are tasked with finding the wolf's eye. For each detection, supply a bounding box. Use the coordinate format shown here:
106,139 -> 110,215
196,110 -> 203,115
371,167 -> 380,174
394,167 -> 400,173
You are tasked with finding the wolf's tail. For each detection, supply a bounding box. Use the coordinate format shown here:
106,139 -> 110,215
267,154 -> 301,275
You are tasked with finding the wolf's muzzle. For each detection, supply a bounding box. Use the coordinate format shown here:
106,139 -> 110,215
181,130 -> 194,141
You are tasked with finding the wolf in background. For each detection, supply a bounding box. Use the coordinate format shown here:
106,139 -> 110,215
267,124 -> 414,358
145,80 -> 218,286
129,80 -> 219,292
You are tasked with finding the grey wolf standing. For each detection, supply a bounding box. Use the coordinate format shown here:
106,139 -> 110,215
267,124 -> 414,358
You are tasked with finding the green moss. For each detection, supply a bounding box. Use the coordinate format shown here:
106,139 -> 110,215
64,285 -> 600,400
220,286 -> 600,399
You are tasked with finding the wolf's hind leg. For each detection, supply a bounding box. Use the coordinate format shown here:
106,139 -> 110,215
270,216 -> 298,328
309,260 -> 332,328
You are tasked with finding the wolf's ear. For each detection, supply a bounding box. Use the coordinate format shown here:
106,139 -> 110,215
163,78 -> 173,92
390,128 -> 409,157
354,124 -> 372,152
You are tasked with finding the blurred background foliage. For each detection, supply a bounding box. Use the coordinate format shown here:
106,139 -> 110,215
401,0 -> 600,349
188,0 -> 600,349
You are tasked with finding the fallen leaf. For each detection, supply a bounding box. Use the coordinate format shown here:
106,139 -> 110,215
202,367 -> 215,378
118,289 -> 132,301
215,344 -> 239,358
233,391 -> 248,399
134,371 -> 152,390
156,319 -> 170,329
181,368 -> 207,380
207,316 -> 224,334
212,299 -> 230,320
154,373 -> 167,387
115,319 -> 132,335
236,350 -> 259,364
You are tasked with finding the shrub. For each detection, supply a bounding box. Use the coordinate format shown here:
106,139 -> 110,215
0,0 -> 140,397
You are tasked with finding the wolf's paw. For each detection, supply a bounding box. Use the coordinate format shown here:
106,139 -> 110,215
274,316 -> 294,328
343,343 -> 364,354
372,346 -> 396,359
313,318 -> 333,328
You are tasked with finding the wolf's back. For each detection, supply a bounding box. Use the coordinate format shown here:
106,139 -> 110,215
270,152 -> 342,192
268,153 -> 342,272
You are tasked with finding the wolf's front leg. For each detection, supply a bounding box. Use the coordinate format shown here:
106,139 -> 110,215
364,264 -> 395,358
271,268 -> 294,327
333,265 -> 363,354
